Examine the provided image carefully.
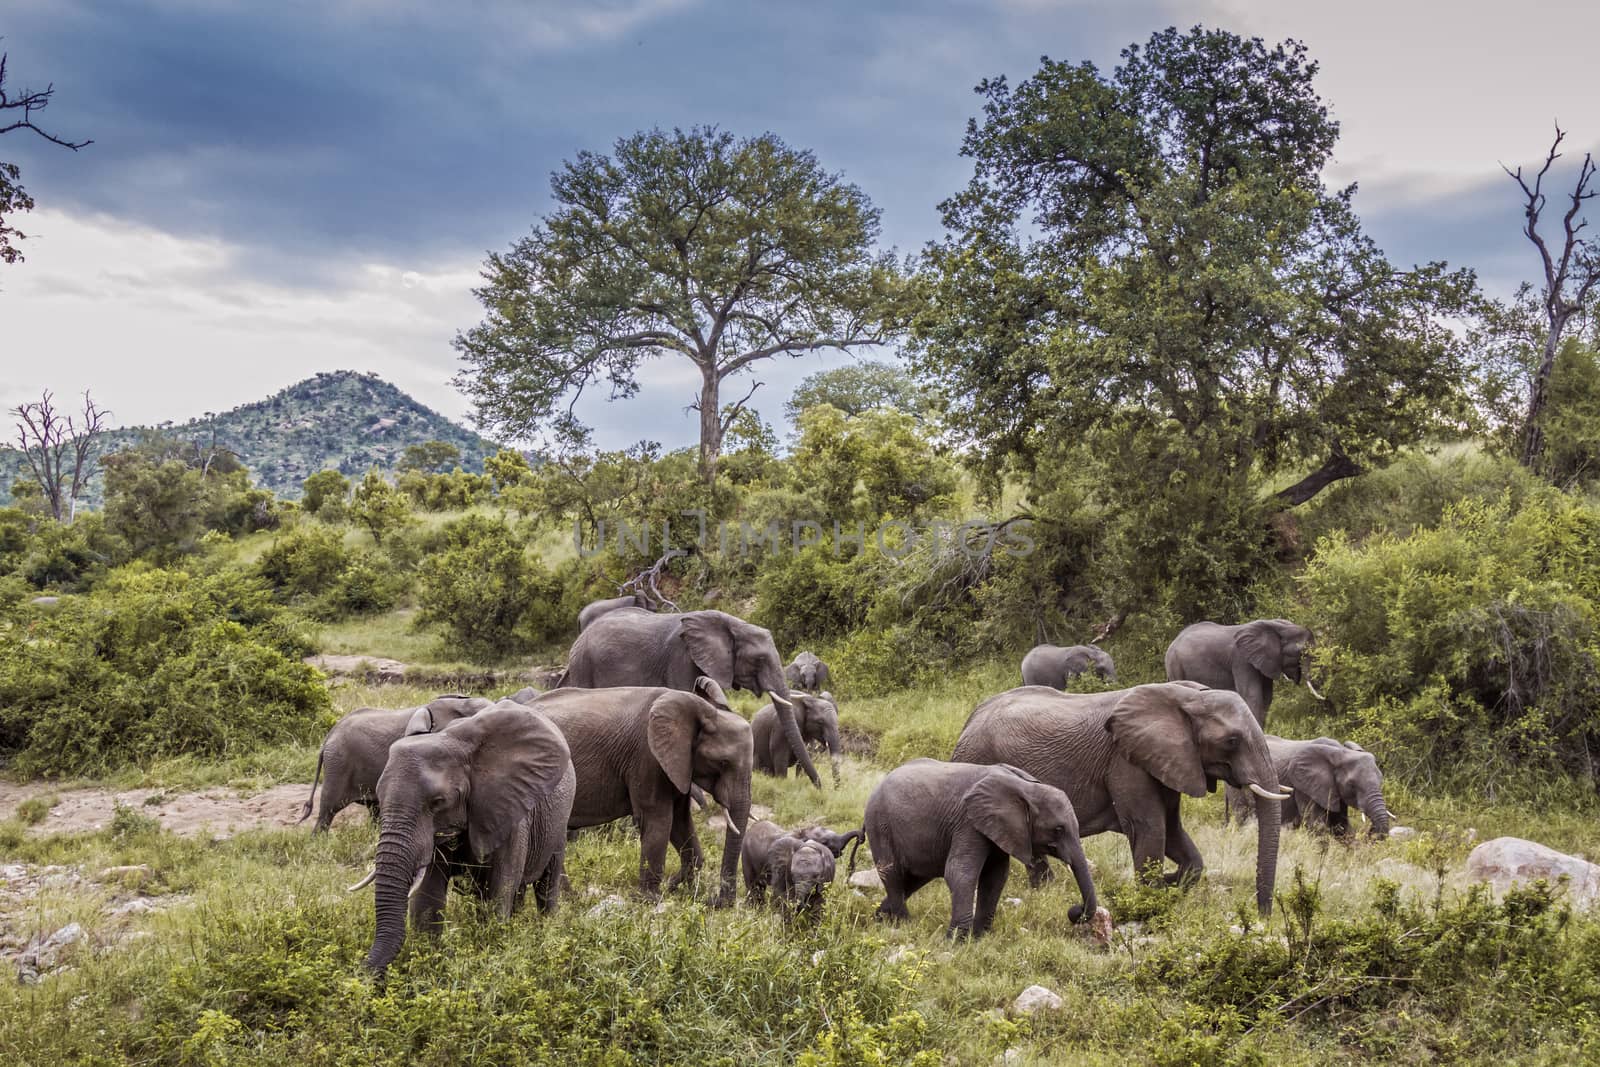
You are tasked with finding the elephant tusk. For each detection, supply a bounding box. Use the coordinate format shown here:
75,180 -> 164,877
346,868 -> 377,892
407,866 -> 429,900
768,691 -> 793,709
1248,783 -> 1294,801
1304,677 -> 1326,701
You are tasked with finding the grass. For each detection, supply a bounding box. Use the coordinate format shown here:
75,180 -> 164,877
7,664 -> 1600,1063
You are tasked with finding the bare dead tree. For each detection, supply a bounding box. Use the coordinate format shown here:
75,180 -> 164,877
1502,125 -> 1600,469
0,49 -> 92,266
618,548 -> 687,612
11,389 -> 111,522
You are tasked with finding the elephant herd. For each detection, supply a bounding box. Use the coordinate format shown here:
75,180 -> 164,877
307,599 -> 1390,973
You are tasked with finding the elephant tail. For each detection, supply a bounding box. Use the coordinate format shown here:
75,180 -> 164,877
844,828 -> 866,876
299,747 -> 325,824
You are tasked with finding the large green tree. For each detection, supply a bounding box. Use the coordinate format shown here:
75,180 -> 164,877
913,28 -> 1477,513
454,126 -> 904,485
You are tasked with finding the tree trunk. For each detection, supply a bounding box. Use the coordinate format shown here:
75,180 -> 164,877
697,367 -> 722,487
1520,328 -> 1563,469
1274,451 -> 1364,507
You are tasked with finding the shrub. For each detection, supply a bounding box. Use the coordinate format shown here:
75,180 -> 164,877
300,469 -> 349,518
1304,491 -> 1600,792
349,469 -> 414,546
0,564 -> 331,776
415,515 -> 563,660
257,524 -> 350,600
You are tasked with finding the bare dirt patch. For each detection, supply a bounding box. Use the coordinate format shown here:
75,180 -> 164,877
0,781 -> 369,837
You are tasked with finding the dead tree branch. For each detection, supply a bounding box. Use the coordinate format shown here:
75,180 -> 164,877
619,548 -> 688,612
11,389 -> 110,522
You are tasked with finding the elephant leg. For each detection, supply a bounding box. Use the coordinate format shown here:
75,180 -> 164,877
637,810 -> 672,899
486,825 -> 532,919
664,798 -> 703,893
1328,805 -> 1352,837
1124,815 -> 1169,886
944,835 -> 990,938
408,861 -> 452,938
972,848 -> 1011,939
534,842 -> 565,914
1163,800 -> 1204,889
876,866 -> 924,922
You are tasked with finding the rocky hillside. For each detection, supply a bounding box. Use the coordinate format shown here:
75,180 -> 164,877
3,371 -> 501,504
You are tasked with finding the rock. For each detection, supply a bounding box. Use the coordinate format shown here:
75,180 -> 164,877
1467,837 -> 1600,905
27,596 -> 61,611
1086,906 -> 1114,948
18,922 -> 84,981
750,804 -> 773,822
586,893 -> 630,917
848,868 -> 882,891
1389,825 -> 1417,839
999,1049 -> 1022,1065
811,949 -> 826,966
1004,897 -> 1024,908
884,945 -> 917,965
1010,984 -> 1063,1015
106,898 -> 157,917
653,901 -> 672,914
99,865 -> 154,889
304,654 -> 408,683
706,814 -> 727,832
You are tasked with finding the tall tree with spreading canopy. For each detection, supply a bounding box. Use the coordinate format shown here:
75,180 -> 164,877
1,49 -> 91,266
454,126 -> 904,485
910,27 -> 1478,616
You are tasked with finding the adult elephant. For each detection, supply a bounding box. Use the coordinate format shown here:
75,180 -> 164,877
577,594 -> 649,631
784,651 -> 830,693
350,704 -> 575,974
862,759 -> 1097,938
560,608 -> 819,787
1020,644 -> 1116,689
299,695 -> 491,831
951,682 -> 1291,915
518,680 -> 753,905
752,692 -> 841,784
1260,736 -> 1391,838
1165,619 -> 1324,727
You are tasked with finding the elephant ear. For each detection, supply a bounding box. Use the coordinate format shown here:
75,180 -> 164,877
694,676 -> 733,713
1238,622 -> 1284,679
1284,747 -> 1340,811
1105,684 -> 1208,798
784,662 -> 802,688
647,692 -> 718,794
963,770 -> 1034,863
403,705 -> 434,736
451,706 -> 573,862
679,612 -> 735,688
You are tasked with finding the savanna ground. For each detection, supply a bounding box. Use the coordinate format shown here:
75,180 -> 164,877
5,659 -> 1600,1066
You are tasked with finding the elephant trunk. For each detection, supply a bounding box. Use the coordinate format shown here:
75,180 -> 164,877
1254,785 -> 1282,917
1360,790 -> 1392,838
365,815 -> 425,972
823,720 -> 842,786
714,778 -> 751,906
765,672 -> 820,788
1062,839 -> 1098,924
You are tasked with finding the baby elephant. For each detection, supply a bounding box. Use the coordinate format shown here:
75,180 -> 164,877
863,759 -> 1097,938
1019,644 -> 1116,688
1265,735 -> 1392,838
742,820 -> 858,921
752,692 -> 842,783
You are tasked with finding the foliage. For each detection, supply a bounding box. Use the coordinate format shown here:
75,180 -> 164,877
348,469 -> 414,546
395,467 -> 492,511
415,515 -> 568,659
0,508 -> 120,591
0,564 -> 330,775
398,439 -> 462,473
299,469 -> 349,518
786,360 -> 931,421
100,436 -> 276,563
453,125 -> 905,480
1537,340 -> 1600,488
787,406 -> 960,527
1304,491 -> 1600,791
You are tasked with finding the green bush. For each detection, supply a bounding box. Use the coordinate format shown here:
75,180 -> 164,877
300,469 -> 350,518
416,515 -> 565,660
753,545 -> 882,652
0,564 -> 331,776
257,524 -> 350,600
1304,491 -> 1600,792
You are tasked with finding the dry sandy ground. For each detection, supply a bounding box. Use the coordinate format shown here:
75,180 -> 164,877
0,780 -> 369,837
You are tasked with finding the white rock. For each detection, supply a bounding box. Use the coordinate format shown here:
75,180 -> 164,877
1467,837 -> 1600,906
884,945 -> 917,965
586,893 -> 630,917
1011,984 -> 1063,1015
999,1049 -> 1022,1065
811,949 -> 826,966
1004,897 -> 1024,907
19,922 -> 84,979
106,898 -> 156,917
1388,825 -> 1417,839
848,868 -> 882,891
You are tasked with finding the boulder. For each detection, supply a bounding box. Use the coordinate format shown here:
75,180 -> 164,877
1466,837 -> 1600,906
1011,984 -> 1063,1015
848,868 -> 883,891
304,654 -> 408,683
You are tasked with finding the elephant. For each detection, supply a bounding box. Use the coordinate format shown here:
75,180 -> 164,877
752,692 -> 841,784
793,824 -> 864,859
741,820 -> 841,921
784,651 -> 831,693
862,759 -> 1097,938
299,695 -> 491,831
1020,644 -> 1117,688
1164,619 -> 1323,728
518,679 -> 753,905
1252,736 -> 1392,838
578,593 -> 649,631
560,608 -> 819,787
951,682 -> 1291,915
349,704 -> 576,974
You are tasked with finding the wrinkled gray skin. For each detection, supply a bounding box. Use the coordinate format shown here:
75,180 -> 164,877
360,704 -> 575,974
520,680 -> 753,905
300,696 -> 490,832
794,824 -> 864,858
741,821 -> 843,921
577,594 -> 650,631
1164,619 -> 1319,728
1249,736 -> 1391,838
863,759 -> 1097,938
784,651 -> 831,693
560,608 -> 819,788
1020,644 -> 1117,688
952,682 -> 1286,916
752,692 -> 841,784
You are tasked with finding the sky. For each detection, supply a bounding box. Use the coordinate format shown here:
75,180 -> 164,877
2,0 -> 1597,451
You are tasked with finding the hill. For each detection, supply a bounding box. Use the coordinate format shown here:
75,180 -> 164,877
2,371 -> 501,505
